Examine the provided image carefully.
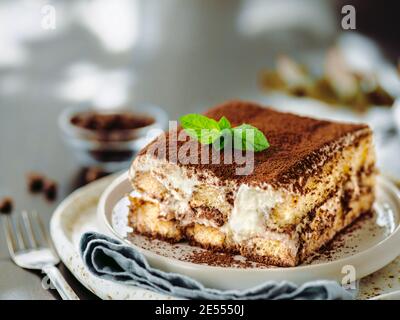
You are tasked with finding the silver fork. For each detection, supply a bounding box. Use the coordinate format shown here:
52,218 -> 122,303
2,211 -> 79,300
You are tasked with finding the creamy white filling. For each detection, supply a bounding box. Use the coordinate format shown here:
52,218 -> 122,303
225,184 -> 283,242
131,155 -> 198,218
152,166 -> 196,216
131,155 -> 286,242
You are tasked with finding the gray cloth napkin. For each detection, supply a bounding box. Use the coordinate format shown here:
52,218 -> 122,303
80,232 -> 356,300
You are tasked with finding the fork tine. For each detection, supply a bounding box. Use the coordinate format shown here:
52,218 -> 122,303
32,211 -> 53,249
2,215 -> 16,255
28,210 -> 45,246
15,213 -> 28,250
21,211 -> 38,248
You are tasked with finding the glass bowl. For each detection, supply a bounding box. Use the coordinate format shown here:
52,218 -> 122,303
59,105 -> 168,171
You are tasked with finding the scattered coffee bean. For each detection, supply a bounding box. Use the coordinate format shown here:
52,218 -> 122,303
71,111 -> 154,131
27,172 -> 45,193
43,180 -> 58,201
0,197 -> 13,214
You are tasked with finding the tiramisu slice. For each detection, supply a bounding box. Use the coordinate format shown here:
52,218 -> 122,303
127,101 -> 376,267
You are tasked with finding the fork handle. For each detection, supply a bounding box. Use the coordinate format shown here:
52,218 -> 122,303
43,265 -> 80,300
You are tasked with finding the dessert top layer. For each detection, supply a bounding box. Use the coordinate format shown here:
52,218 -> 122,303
137,101 -> 370,190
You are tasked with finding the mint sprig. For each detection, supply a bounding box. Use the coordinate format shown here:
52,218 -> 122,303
179,114 -> 270,152
179,114 -> 221,144
232,124 -> 270,151
218,116 -> 231,130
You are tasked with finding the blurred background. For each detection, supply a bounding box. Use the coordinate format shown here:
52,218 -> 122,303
1,0 -> 400,191
0,0 -> 400,299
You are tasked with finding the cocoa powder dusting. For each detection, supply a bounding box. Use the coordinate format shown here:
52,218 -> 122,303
139,100 -> 369,191
185,250 -> 270,268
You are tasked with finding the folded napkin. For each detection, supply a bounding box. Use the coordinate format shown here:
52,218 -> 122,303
80,232 -> 356,300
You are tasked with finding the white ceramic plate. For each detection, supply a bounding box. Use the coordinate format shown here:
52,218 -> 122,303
370,290 -> 400,300
98,171 -> 400,290
50,175 -> 174,300
49,174 -> 400,299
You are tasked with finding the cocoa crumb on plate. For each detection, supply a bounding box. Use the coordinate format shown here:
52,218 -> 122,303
184,250 -> 270,269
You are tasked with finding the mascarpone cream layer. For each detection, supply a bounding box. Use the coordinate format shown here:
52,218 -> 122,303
130,154 -> 285,241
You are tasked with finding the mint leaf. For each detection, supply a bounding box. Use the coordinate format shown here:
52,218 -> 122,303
212,135 -> 225,151
213,128 -> 233,150
179,114 -> 270,152
180,114 -> 220,131
218,116 -> 231,130
214,117 -> 232,149
198,128 -> 222,144
232,124 -> 270,152
180,114 -> 221,144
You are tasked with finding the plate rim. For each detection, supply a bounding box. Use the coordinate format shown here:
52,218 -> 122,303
98,171 -> 400,275
50,174 -> 173,300
369,290 -> 400,300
